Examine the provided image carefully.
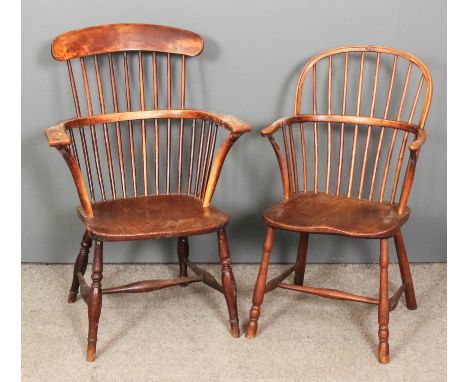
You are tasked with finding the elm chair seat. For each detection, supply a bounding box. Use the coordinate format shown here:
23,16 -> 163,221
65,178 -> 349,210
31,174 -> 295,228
263,193 -> 410,238
78,194 -> 229,241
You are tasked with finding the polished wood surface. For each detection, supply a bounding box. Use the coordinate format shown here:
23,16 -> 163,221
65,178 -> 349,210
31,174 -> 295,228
247,46 -> 432,364
52,23 -> 204,60
46,24 -> 250,361
77,194 -> 229,241
263,192 -> 410,238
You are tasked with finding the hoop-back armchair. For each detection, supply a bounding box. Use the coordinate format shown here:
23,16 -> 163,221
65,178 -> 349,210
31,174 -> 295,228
44,24 -> 251,361
245,46 -> 432,363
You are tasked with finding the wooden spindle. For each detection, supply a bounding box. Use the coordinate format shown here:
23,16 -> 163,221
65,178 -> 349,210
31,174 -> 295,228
358,53 -> 380,199
166,118 -> 172,194
67,61 -> 95,201
153,52 -> 160,194
300,123 -> 307,192
194,121 -> 206,196
380,61 -> 412,201
167,53 -> 171,109
81,57 -> 106,201
198,123 -> 213,196
326,56 -> 332,193
181,55 -> 186,109
187,119 -> 196,194
65,61 -> 81,167
312,65 -> 318,193
288,125 -> 299,192
336,52 -> 348,195
177,55 -> 187,193
282,126 -> 293,195
94,55 -> 116,199
124,52 -> 137,196
368,56 -> 398,201
138,51 -> 148,196
347,52 -> 365,197
202,124 -> 218,197
108,54 -> 126,198
178,118 -> 184,193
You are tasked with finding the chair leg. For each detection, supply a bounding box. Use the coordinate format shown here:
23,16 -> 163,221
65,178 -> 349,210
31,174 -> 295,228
294,233 -> 309,285
68,230 -> 92,303
378,238 -> 390,364
177,237 -> 189,286
246,226 -> 275,339
87,240 -> 103,362
394,229 -> 417,310
217,228 -> 240,338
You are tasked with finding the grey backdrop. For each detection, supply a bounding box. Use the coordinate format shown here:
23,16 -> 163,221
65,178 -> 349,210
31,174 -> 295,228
22,0 -> 446,264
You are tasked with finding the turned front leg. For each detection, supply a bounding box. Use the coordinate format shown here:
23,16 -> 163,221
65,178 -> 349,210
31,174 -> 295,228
87,240 -> 103,362
217,228 -> 240,338
378,238 -> 390,364
68,230 -> 92,303
246,226 -> 275,339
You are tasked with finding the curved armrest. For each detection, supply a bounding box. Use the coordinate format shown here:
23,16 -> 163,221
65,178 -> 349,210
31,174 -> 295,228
261,114 -> 420,136
409,129 -> 427,152
261,115 -> 301,136
44,122 -> 71,147
61,109 -> 252,135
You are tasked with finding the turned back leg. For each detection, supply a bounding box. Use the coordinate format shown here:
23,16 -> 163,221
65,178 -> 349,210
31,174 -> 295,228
87,240 -> 103,362
378,238 -> 390,364
246,226 -> 275,339
177,237 -> 189,286
294,233 -> 309,286
217,228 -> 240,338
394,229 -> 417,310
68,231 -> 92,303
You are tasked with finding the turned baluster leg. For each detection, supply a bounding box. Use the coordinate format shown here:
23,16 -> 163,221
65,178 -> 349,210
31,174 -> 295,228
177,237 -> 189,286
394,229 -> 417,310
87,240 -> 103,362
246,226 -> 275,339
217,228 -> 240,338
378,238 -> 390,364
294,232 -> 309,285
68,230 -> 92,303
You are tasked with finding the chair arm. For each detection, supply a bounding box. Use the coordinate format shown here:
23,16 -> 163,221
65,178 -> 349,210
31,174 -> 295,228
261,115 -> 299,136
409,129 -> 427,152
44,122 -> 93,217
44,122 -> 71,147
61,109 -> 252,135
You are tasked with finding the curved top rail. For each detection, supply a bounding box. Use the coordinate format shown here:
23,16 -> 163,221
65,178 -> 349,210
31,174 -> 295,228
52,23 -> 204,60
294,45 -> 433,128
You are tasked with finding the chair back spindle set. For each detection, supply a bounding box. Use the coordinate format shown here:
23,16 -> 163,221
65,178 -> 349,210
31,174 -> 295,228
44,24 -> 432,364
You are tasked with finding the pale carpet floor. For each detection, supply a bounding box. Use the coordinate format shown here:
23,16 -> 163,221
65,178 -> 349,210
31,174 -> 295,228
22,264 -> 446,382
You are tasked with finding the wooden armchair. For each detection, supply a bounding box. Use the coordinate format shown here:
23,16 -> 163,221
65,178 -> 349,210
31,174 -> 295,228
245,46 -> 432,363
45,24 -> 251,361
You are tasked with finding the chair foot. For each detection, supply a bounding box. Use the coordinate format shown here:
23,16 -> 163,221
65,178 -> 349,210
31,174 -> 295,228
378,342 -> 390,364
68,231 -> 92,303
87,240 -> 103,362
68,291 -> 78,304
378,238 -> 390,364
230,320 -> 240,338
245,307 -> 260,339
217,228 -> 240,338
394,229 -> 417,310
246,226 -> 275,339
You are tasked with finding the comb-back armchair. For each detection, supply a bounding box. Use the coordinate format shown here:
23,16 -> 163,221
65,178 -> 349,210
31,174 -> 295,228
246,46 -> 432,364
45,24 -> 251,361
